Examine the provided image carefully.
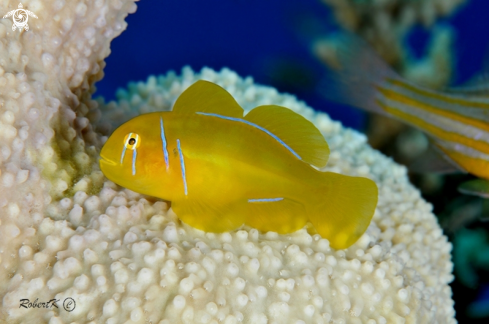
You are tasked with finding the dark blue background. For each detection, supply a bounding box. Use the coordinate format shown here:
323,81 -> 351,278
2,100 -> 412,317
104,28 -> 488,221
96,0 -> 489,130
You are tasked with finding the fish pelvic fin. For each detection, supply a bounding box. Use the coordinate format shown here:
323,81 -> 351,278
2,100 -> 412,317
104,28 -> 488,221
244,105 -> 330,168
173,80 -> 244,118
316,33 -> 398,116
172,197 -> 246,233
308,172 -> 378,249
458,179 -> 489,199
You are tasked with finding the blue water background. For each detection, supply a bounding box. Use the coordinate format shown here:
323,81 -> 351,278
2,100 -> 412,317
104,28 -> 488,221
96,0 -> 489,130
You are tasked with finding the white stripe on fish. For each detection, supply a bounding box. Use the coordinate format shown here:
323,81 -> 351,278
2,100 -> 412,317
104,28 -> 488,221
196,112 -> 302,160
177,139 -> 188,195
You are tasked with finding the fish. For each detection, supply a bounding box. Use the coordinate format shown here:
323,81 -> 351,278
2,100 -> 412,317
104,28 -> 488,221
318,34 -> 489,198
99,80 -> 378,249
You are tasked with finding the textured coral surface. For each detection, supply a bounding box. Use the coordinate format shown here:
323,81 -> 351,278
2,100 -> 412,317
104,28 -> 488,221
0,0 -> 455,323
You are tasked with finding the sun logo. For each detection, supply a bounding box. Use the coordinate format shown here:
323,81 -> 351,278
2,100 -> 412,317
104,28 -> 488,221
3,3 -> 38,32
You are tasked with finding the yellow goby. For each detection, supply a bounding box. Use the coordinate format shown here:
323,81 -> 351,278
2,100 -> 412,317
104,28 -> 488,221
100,81 -> 378,249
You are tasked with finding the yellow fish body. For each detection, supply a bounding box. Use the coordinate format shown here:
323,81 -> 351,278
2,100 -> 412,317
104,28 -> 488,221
100,81 -> 378,249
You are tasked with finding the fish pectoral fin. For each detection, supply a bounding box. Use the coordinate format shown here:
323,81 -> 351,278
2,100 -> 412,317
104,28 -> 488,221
458,179 -> 489,199
245,197 -> 308,234
244,105 -> 330,168
315,32 -> 396,117
172,197 -> 246,233
172,80 -> 244,117
432,139 -> 473,173
409,143 -> 465,174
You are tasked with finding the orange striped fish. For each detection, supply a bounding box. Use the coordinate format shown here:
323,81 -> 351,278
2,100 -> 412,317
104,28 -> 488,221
319,34 -> 489,198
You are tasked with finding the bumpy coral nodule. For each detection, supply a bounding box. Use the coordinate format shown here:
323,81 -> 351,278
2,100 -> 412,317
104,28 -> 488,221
1,1 -> 454,323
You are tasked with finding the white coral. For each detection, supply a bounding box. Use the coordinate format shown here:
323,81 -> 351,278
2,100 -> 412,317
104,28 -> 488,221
0,1 -> 454,323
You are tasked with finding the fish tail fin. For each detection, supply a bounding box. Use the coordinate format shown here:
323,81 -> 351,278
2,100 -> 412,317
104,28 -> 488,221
316,33 -> 399,116
308,172 -> 378,249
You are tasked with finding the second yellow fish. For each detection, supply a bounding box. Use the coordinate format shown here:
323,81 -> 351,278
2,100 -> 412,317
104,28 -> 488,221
99,81 -> 378,249
317,34 -> 489,198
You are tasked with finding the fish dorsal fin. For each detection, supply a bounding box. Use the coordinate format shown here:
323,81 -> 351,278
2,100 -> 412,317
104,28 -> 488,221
244,105 -> 330,168
173,80 -> 244,117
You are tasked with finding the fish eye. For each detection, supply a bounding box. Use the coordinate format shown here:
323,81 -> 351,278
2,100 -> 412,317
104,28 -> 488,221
124,133 -> 140,150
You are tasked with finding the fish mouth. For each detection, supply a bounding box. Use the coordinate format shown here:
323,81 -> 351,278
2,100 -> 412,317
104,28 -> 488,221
99,156 -> 117,167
